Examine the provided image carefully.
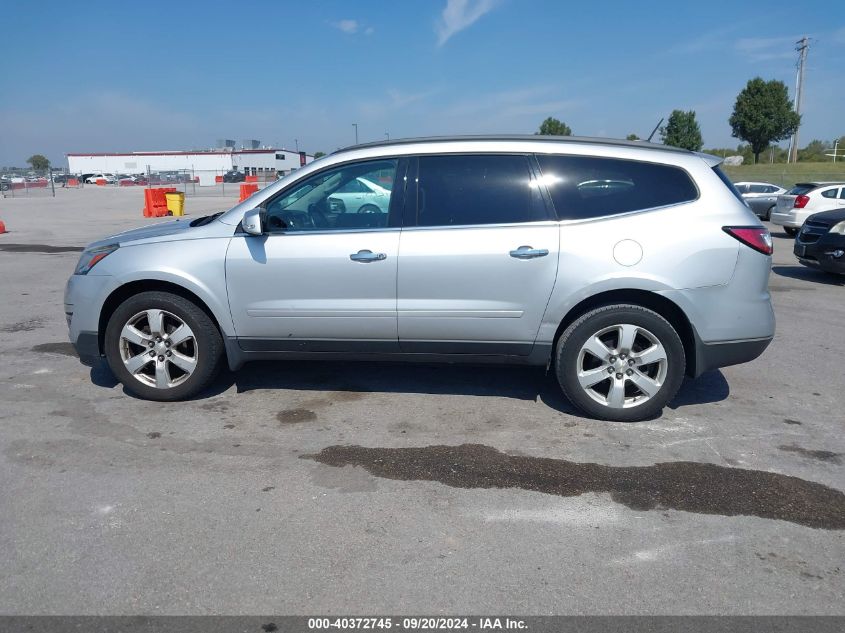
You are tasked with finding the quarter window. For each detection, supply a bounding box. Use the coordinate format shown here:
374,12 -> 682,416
263,159 -> 398,232
415,155 -> 543,227
536,155 -> 698,220
821,188 -> 839,199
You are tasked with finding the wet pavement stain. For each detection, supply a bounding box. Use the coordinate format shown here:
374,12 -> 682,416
779,444 -> 842,464
277,408 -> 317,424
146,432 -> 161,439
261,486 -> 275,492
783,418 -> 803,425
0,243 -> 84,253
303,443 -> 845,530
0,318 -> 44,333
31,342 -> 77,356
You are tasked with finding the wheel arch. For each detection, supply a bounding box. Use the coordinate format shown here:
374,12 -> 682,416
97,280 -> 227,357
549,289 -> 697,377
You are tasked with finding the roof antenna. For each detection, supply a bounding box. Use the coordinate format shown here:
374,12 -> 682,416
646,118 -> 664,142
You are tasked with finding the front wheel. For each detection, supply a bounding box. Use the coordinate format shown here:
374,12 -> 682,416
104,291 -> 223,401
555,304 -> 686,422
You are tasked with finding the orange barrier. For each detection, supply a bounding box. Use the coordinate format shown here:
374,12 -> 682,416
239,183 -> 259,202
142,188 -> 176,218
67,178 -> 79,186
245,175 -> 258,183
96,178 -> 107,186
215,175 -> 223,183
0,220 -> 6,234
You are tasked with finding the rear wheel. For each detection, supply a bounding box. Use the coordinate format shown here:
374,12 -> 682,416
763,205 -> 774,221
555,304 -> 686,422
104,291 -> 223,401
785,227 -> 798,236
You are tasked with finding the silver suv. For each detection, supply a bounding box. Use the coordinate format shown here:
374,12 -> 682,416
65,136 -> 775,421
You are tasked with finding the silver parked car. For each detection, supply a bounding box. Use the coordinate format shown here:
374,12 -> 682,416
733,181 -> 786,220
65,136 -> 775,421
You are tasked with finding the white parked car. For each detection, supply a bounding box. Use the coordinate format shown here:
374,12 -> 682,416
771,182 -> 845,235
733,181 -> 786,220
85,173 -> 117,184
327,176 -> 391,214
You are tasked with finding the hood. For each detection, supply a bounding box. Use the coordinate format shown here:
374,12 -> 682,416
808,209 -> 845,226
85,219 -> 193,250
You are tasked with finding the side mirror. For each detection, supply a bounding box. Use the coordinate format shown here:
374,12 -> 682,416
242,208 -> 263,236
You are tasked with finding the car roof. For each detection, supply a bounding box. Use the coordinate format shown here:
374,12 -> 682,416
333,134 -> 703,158
734,181 -> 782,187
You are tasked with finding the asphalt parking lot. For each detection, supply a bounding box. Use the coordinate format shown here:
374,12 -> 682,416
0,187 -> 843,614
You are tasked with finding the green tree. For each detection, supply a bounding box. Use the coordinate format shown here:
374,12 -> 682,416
797,139 -> 831,162
536,117 -> 572,136
626,133 -> 640,141
313,151 -> 326,159
729,77 -> 800,164
660,110 -> 703,151
26,154 -> 50,171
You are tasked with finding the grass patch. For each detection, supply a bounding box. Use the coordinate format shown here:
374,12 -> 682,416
721,162 -> 845,188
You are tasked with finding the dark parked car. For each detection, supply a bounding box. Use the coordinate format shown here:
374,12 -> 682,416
223,170 -> 245,183
793,209 -> 845,275
734,181 -> 785,220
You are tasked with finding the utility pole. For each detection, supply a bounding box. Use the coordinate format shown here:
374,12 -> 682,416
788,36 -> 809,164
294,139 -> 299,152
352,123 -> 358,145
385,132 -> 390,140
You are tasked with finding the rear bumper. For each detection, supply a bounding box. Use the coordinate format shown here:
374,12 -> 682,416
693,334 -> 772,377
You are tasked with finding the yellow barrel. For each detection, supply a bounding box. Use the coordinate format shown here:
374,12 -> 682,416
164,191 -> 185,216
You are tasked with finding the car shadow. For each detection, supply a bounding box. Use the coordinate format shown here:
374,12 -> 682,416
772,265 -> 844,286
187,359 -> 730,421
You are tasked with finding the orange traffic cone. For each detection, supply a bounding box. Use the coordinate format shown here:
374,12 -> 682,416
0,219 -> 7,234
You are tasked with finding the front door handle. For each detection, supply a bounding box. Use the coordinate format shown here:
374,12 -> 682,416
350,249 -> 387,262
509,246 -> 549,259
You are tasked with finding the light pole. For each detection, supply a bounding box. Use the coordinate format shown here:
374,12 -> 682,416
295,139 -> 299,152
352,123 -> 358,144
835,139 -> 839,164
385,132 -> 390,140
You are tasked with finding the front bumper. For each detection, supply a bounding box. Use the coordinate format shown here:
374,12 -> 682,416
794,234 -> 845,274
65,273 -> 112,366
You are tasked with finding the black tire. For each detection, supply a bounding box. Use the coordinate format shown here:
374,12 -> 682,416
555,304 -> 686,422
357,204 -> 380,214
104,291 -> 223,401
764,205 -> 774,221
785,227 -> 798,236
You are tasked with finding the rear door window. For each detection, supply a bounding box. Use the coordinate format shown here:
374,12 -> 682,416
536,155 -> 699,219
414,154 -> 546,227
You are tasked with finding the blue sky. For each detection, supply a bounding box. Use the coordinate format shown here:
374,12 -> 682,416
1,0 -> 843,166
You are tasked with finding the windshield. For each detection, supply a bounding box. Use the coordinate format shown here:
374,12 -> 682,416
786,185 -> 814,196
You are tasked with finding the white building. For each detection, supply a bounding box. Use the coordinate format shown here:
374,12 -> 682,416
67,148 -> 314,185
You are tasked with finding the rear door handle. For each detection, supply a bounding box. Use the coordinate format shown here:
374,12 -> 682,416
509,246 -> 549,259
350,249 -> 387,262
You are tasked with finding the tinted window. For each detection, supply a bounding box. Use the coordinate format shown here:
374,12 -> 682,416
734,183 -> 749,194
749,184 -> 768,193
821,188 -> 839,199
766,186 -> 780,193
415,155 -> 542,227
264,159 -> 397,232
787,185 -> 814,195
536,155 -> 699,219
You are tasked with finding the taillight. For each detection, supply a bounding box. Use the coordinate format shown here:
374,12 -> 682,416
723,226 -> 773,255
794,195 -> 810,209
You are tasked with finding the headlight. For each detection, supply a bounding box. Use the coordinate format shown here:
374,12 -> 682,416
829,221 -> 845,235
74,244 -> 118,275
